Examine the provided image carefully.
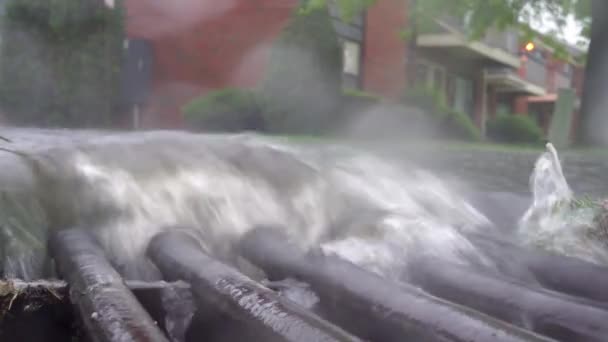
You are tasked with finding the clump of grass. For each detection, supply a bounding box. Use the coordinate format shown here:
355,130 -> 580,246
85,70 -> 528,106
569,195 -> 602,210
551,194 -> 601,214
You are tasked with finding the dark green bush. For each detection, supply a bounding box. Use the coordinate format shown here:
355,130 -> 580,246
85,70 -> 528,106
262,4 -> 342,135
342,89 -> 382,102
0,0 -> 124,127
444,109 -> 482,141
183,89 -> 267,132
402,86 -> 481,141
486,113 -> 544,143
341,89 -> 381,115
402,86 -> 449,121
327,89 -> 382,131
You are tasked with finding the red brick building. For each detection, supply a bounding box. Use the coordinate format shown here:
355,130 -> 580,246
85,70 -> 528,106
415,16 -> 585,139
121,0 -> 584,138
122,0 -> 408,129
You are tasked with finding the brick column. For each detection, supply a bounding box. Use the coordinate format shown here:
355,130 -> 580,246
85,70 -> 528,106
514,96 -> 529,115
362,0 -> 408,99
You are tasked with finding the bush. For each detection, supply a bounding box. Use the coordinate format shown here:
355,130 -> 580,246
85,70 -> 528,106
262,5 -> 343,134
183,89 -> 267,132
444,109 -> 482,141
341,89 -> 381,115
486,113 -> 544,143
402,86 -> 449,121
327,89 -> 382,131
342,89 -> 382,103
0,0 -> 124,127
402,86 -> 481,141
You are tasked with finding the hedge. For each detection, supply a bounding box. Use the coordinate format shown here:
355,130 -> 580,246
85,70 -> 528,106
0,0 -> 124,127
486,113 -> 544,143
183,88 -> 267,132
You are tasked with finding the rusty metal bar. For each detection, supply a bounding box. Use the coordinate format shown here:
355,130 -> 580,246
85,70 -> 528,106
408,257 -> 608,342
238,227 -> 557,342
146,231 -> 362,342
49,229 -> 169,342
469,233 -> 608,303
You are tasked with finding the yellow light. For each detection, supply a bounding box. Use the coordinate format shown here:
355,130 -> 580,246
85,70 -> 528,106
525,42 -> 535,52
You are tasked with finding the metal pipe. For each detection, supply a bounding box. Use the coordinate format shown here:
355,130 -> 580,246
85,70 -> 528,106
146,231 -> 362,342
408,257 -> 608,342
0,279 -> 190,342
49,229 -> 169,342
238,227 -> 556,342
0,279 -> 190,301
469,233 -> 608,303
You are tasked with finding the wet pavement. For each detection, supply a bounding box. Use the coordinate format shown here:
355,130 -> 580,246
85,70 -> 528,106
370,146 -> 608,198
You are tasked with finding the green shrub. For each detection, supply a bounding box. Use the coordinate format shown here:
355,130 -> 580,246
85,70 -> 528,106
183,89 -> 267,132
328,89 -> 382,131
340,89 -> 381,115
262,4 -> 342,134
0,0 -> 124,127
402,86 -> 449,121
444,110 -> 482,141
342,89 -> 382,102
486,113 -> 544,143
402,86 -> 481,141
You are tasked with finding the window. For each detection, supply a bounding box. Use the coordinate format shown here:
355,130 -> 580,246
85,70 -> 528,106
415,60 -> 446,92
529,49 -> 546,64
416,63 -> 430,87
433,68 -> 446,90
451,76 -> 474,116
342,40 -> 361,75
462,11 -> 473,31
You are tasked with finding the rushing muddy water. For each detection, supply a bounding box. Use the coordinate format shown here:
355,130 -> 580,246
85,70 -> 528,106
0,129 -> 605,283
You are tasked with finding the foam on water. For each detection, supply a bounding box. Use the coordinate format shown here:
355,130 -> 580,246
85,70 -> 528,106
1,131 -> 492,280
5,131 -> 606,281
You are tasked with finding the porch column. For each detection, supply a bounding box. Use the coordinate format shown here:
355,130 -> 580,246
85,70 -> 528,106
473,70 -> 488,137
487,86 -> 497,119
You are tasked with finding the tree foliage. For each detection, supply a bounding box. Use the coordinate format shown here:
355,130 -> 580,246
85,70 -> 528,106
308,0 -> 591,57
302,0 -> 376,21
0,0 -> 124,127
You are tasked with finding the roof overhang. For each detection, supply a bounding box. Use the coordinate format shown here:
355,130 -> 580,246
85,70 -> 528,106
527,94 -> 558,103
527,93 -> 581,109
417,33 -> 521,69
486,72 -> 546,96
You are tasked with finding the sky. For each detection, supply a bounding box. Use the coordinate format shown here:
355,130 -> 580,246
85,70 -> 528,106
531,12 -> 588,49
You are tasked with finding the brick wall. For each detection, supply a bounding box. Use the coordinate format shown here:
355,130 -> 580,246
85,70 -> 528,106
362,0 -> 408,99
125,0 -> 297,128
125,0 -> 411,128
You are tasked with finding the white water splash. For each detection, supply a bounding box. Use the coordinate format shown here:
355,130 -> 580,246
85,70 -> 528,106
519,143 -> 608,264
521,143 -> 572,228
2,132 -> 493,279
320,157 -> 492,278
